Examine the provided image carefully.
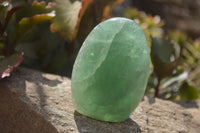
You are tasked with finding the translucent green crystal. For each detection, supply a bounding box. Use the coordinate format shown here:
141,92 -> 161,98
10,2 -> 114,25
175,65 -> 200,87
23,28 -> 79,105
71,17 -> 150,122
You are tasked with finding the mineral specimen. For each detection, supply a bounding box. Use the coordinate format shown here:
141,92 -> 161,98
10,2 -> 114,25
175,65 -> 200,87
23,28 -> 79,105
71,17 -> 150,122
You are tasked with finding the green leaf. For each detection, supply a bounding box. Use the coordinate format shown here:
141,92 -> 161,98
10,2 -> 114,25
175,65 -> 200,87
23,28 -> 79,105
0,53 -> 23,79
15,0 -> 52,20
0,42 -> 4,54
5,0 -> 53,43
16,14 -> 53,40
8,0 -> 52,28
50,0 -> 92,42
179,82 -> 199,100
31,0 -> 52,13
15,21 -> 66,70
19,14 -> 52,29
151,37 -> 175,63
151,37 -> 180,80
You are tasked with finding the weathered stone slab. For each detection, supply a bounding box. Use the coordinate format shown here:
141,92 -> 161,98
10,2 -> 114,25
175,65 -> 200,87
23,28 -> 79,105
0,68 -> 200,133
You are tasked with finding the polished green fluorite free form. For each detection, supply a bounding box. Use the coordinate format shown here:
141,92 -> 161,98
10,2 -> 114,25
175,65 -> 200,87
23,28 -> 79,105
71,17 -> 150,122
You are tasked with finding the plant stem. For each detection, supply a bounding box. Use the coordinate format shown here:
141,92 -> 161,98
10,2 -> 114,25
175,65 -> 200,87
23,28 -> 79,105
154,79 -> 161,97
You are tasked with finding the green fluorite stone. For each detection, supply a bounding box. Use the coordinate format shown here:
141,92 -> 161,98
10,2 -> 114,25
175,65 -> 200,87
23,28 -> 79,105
71,17 -> 150,122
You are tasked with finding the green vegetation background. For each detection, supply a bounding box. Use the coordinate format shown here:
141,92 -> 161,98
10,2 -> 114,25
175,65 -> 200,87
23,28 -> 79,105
0,0 -> 200,100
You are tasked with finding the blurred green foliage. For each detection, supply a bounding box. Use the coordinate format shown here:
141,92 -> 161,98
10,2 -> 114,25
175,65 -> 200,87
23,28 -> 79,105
124,7 -> 200,100
0,0 -> 199,100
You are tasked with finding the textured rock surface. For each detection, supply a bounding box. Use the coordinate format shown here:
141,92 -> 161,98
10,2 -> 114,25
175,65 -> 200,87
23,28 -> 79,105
0,68 -> 200,133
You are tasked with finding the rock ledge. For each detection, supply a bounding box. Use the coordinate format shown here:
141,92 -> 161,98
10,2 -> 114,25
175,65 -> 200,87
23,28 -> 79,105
0,68 -> 200,133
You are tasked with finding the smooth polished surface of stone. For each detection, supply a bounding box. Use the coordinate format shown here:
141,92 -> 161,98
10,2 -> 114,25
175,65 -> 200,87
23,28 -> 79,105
71,17 -> 150,122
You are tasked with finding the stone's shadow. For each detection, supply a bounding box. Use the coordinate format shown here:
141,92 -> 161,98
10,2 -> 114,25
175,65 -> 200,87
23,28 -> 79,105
11,68 -> 61,111
0,84 -> 59,133
38,75 -> 61,87
74,111 -> 141,133
174,100 -> 199,108
144,96 -> 155,104
0,68 -> 62,132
